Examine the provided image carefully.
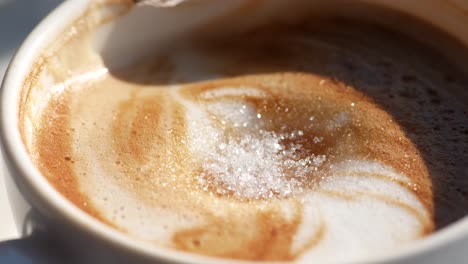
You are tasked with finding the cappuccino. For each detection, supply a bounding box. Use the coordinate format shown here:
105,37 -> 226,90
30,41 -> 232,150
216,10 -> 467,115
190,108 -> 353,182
18,1 -> 468,262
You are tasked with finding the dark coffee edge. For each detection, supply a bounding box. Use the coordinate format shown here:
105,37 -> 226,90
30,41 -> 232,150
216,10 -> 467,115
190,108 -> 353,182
340,2 -> 468,101
181,1 -> 468,101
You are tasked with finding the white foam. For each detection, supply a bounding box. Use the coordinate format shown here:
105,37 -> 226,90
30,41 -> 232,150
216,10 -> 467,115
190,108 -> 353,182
172,87 -> 222,155
293,161 -> 428,262
333,160 -> 412,183
77,136 -> 204,243
296,192 -> 424,263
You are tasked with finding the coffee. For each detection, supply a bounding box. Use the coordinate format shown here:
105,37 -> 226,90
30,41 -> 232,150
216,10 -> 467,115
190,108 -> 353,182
18,1 -> 468,262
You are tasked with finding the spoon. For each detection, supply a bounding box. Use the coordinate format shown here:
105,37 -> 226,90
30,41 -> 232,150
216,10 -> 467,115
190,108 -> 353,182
133,0 -> 191,7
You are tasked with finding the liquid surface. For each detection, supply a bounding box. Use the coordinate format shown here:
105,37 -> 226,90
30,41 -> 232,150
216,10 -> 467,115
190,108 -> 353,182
20,2 -> 468,263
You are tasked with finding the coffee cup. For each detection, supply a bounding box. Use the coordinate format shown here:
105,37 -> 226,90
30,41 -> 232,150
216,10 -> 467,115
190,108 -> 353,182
1,0 -> 468,263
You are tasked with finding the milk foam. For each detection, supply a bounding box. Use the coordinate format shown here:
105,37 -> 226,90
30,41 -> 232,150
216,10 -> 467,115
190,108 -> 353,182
55,72 -> 433,262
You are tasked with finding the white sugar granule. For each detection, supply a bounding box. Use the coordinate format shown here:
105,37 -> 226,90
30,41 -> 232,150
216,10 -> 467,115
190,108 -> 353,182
198,129 -> 326,200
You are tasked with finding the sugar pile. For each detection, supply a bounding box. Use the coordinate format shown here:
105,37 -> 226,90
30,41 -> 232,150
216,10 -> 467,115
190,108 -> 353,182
198,128 -> 326,200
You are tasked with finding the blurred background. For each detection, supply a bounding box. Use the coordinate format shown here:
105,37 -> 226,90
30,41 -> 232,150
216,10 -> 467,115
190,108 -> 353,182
0,0 -> 63,78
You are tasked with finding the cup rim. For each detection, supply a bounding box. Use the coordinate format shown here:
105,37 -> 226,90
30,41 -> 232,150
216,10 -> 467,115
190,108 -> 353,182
1,0 -> 468,263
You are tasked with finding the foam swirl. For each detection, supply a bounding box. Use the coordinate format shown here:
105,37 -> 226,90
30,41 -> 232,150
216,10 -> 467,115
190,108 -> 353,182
31,72 -> 434,261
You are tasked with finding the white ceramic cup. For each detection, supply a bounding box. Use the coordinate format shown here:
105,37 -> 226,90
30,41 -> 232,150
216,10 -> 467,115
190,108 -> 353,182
1,0 -> 468,263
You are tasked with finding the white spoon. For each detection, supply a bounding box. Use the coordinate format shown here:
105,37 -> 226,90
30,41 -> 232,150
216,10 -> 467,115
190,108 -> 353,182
134,0 -> 191,7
